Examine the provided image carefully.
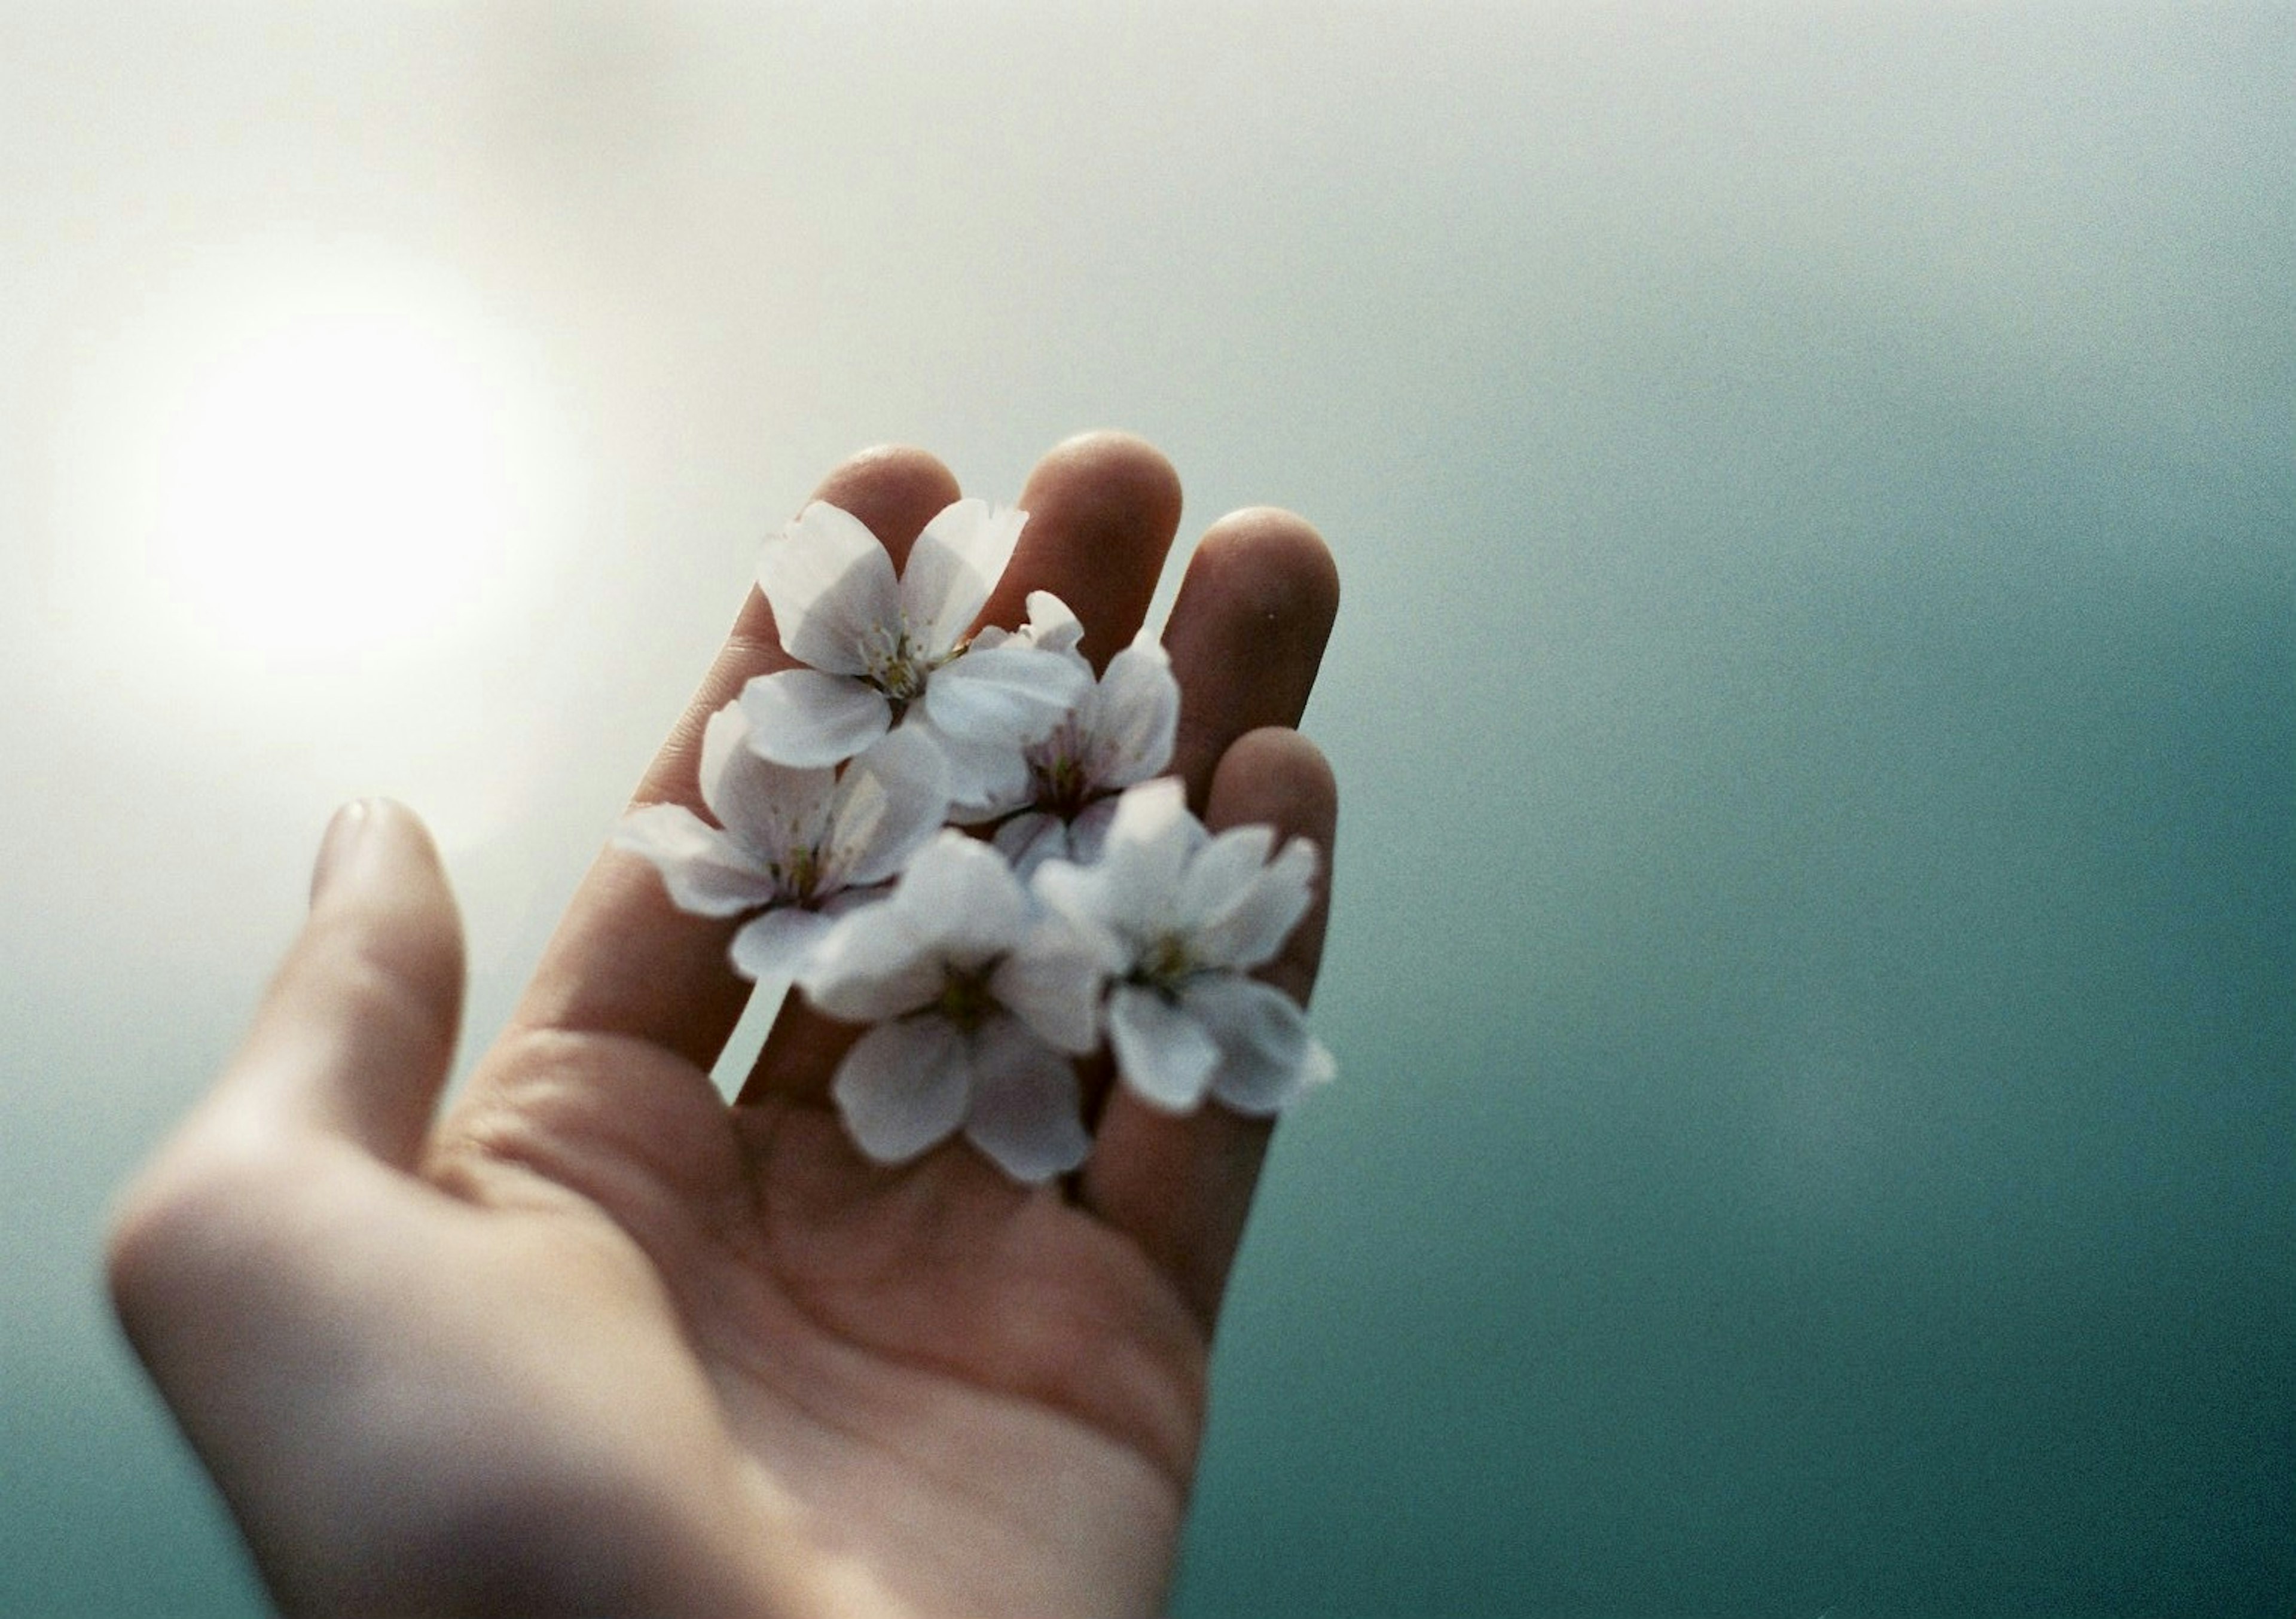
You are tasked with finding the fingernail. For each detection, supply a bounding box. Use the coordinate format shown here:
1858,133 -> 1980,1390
312,799 -> 376,906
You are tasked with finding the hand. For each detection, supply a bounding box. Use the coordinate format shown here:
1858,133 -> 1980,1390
106,434 -> 1341,1617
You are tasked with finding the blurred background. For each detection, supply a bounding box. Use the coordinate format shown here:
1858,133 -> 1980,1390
2,4 -> 2289,1614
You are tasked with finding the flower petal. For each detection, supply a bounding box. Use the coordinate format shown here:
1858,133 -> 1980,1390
700,704 -> 835,857
991,916 -> 1115,1054
729,906 -> 835,983
1085,633 -> 1180,790
798,899 -> 942,1022
740,669 -> 891,768
611,804 -> 780,917
1016,589 -> 1088,664
1036,777 -> 1199,943
963,1016 -> 1091,1182
901,499 -> 1027,652
1067,796 -> 1120,865
758,502 -> 901,676
893,830 -> 1032,963
930,721 -> 1036,823
831,1017 -> 970,1164
923,643 -> 1090,750
1106,983 -> 1220,1113
1190,835 -> 1318,972
991,811 -> 1071,881
827,727 -> 951,888
1183,973 -> 1334,1116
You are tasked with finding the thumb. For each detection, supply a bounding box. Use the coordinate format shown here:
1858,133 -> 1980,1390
221,798 -> 468,1167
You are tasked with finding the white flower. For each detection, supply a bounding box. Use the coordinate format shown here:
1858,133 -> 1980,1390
612,705 -> 949,982
798,830 -> 1113,1181
1033,778 -> 1335,1117
974,592 -> 1181,876
740,499 -> 1090,811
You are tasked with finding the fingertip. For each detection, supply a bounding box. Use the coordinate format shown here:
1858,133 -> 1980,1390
306,799 -> 466,1016
1021,432 -> 1184,534
1206,728 -> 1339,842
805,445 -> 964,574
1189,507 -> 1341,639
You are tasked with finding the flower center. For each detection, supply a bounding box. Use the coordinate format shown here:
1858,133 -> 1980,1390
1035,750 -> 1089,816
771,844 -> 821,904
860,622 -> 966,713
1134,932 -> 1196,991
935,962 -> 1000,1033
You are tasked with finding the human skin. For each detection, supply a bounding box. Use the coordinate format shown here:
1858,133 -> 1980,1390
105,433 -> 1341,1617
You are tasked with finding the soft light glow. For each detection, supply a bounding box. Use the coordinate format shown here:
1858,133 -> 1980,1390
154,312 -> 516,659
50,239 -> 576,853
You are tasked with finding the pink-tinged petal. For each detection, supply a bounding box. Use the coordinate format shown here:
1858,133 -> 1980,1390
699,704 -> 835,858
893,830 -> 1031,963
1106,983 -> 1220,1113
831,1018 -> 970,1165
798,901 -> 942,1022
728,906 -> 835,983
963,1016 -> 1091,1182
991,918 -> 1115,1054
740,669 -> 891,768
1191,835 -> 1318,972
922,644 -> 1089,750
759,503 -> 900,676
612,804 -> 780,917
827,727 -> 950,888
992,811 -> 1071,881
1183,973 -> 1333,1116
1086,634 -> 1180,789
901,499 -> 1027,652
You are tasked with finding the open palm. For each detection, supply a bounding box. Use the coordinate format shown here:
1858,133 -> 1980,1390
108,435 -> 1341,1617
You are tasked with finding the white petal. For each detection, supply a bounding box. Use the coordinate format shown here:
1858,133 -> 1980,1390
831,1018 -> 970,1164
1017,589 -> 1088,664
700,704 -> 835,857
1174,823 -> 1276,930
1085,634 -> 1179,789
1190,835 -> 1318,972
612,804 -> 780,917
1184,973 -> 1332,1116
1045,777 -> 1198,942
901,499 -> 1028,652
962,1016 -> 1091,1182
1106,983 -> 1220,1113
922,643 -> 1090,749
798,900 -> 943,1023
893,830 -> 1031,963
1066,796 -> 1120,865
826,727 -> 951,888
729,906 -> 835,983
990,917 -> 1113,1055
991,811 -> 1071,881
928,722 -> 1034,822
740,670 -> 891,768
758,502 -> 902,676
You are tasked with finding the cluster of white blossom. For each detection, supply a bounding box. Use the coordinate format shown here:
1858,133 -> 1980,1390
616,497 -> 1335,1181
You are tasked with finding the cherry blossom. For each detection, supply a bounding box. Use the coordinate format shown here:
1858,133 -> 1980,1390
796,830 -> 1113,1181
971,592 -> 1182,876
612,705 -> 948,982
1031,778 -> 1335,1116
740,499 -> 1088,811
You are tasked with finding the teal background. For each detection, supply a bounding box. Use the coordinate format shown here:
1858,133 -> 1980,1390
2,5 -> 2289,1614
